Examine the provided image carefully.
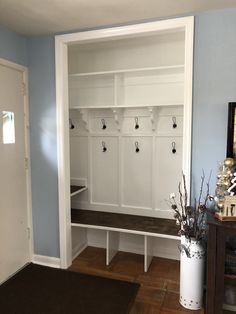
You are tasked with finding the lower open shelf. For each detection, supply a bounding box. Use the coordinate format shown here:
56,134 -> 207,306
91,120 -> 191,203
71,209 -> 180,272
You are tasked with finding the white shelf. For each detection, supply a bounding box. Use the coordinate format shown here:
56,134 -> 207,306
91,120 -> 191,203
69,64 -> 185,78
70,103 -> 183,110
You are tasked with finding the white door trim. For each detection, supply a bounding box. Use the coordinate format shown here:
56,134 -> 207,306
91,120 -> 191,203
0,58 -> 33,262
55,16 -> 194,269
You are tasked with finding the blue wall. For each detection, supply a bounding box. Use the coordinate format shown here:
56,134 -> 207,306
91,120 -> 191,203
28,37 -> 59,257
192,9 -> 236,195
24,8 -> 236,258
0,25 -> 28,66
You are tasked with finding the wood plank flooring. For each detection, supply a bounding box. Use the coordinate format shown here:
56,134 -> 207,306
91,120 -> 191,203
70,247 -> 204,314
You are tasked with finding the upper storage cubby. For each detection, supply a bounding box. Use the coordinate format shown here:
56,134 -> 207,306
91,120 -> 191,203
68,30 -> 185,109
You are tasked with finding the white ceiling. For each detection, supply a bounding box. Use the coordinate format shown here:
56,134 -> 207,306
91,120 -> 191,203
0,0 -> 236,36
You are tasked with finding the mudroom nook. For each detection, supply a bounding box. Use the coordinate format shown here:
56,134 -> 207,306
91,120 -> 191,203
55,16 -> 193,270
3,2 -> 236,313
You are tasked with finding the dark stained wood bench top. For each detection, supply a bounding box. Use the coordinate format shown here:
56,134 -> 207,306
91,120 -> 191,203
71,209 -> 180,238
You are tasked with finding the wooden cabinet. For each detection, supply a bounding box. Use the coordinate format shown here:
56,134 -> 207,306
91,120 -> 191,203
207,214 -> 236,314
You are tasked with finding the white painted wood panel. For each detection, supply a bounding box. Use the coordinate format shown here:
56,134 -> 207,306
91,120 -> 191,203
90,109 -> 118,133
69,75 -> 114,108
70,136 -> 88,179
155,136 -> 183,212
144,235 -> 154,272
106,230 -> 119,265
120,73 -> 184,107
121,136 -> 152,209
91,136 -> 119,205
85,228 -> 180,260
122,108 -> 153,134
156,114 -> 183,136
71,227 -> 87,260
68,31 -> 185,74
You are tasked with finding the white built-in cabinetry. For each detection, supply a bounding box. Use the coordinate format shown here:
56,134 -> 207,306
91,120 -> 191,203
69,28 -> 187,218
55,17 -> 193,267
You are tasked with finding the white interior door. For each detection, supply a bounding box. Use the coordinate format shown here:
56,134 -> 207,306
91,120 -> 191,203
0,61 -> 31,284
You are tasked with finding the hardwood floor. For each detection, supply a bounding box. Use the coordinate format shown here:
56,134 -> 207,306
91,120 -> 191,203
70,247 -> 204,314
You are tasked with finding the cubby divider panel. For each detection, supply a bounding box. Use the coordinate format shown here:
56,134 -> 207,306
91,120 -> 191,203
106,230 -> 119,265
144,235 -> 154,272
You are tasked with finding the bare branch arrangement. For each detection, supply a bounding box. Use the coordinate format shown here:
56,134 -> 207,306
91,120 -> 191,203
169,172 -> 211,242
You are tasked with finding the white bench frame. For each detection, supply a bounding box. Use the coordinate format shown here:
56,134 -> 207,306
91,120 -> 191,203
72,222 -> 180,272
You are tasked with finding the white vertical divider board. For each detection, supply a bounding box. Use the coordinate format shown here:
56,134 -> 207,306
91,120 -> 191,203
106,230 -> 120,265
114,74 -> 119,107
86,110 -> 91,207
71,227 -> 87,260
182,17 -> 194,193
152,136 -> 156,210
118,135 -> 122,207
144,235 -> 153,272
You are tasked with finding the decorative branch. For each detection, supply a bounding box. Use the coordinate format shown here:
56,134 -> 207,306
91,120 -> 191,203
204,171 -> 212,206
198,170 -> 205,207
178,181 -> 184,218
183,173 -> 188,214
169,172 -> 212,246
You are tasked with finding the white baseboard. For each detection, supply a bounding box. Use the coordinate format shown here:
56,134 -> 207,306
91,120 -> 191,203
72,243 -> 87,260
32,255 -> 61,268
